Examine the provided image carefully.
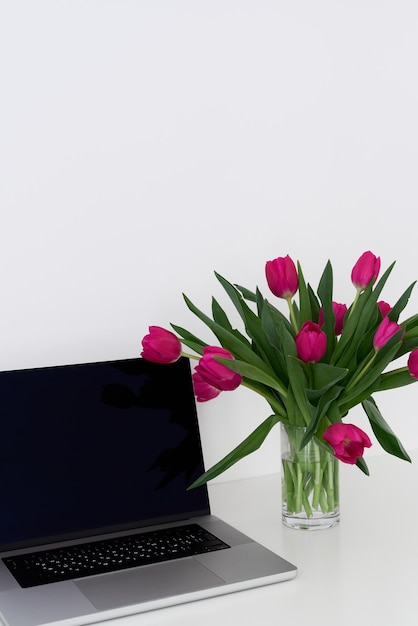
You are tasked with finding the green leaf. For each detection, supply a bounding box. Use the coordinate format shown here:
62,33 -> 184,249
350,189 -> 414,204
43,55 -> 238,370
377,367 -> 417,391
297,261 -> 312,325
211,297 -> 234,330
262,300 -> 293,339
182,293 -> 269,371
170,324 -> 207,354
188,414 -> 282,488
324,399 -> 343,424
215,274 -> 288,375
301,385 -> 343,448
259,301 -> 290,383
388,281 -> 416,323
310,363 -> 348,395
285,386 -> 306,426
402,313 -> 418,338
371,261 -> 396,299
393,336 -> 418,359
255,287 -> 264,317
177,338 -> 206,355
354,309 -> 380,363
331,285 -> 373,365
215,357 -> 288,399
317,260 -> 336,361
234,284 -> 257,302
215,272 -> 247,319
338,382 -> 380,415
362,397 -> 411,462
355,456 -> 370,475
211,297 -> 251,346
307,283 -> 321,321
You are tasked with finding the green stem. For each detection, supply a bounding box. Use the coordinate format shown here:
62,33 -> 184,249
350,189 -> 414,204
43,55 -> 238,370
312,443 -> 322,509
283,461 -> 296,513
295,464 -> 303,513
182,351 -> 199,360
345,352 -> 377,392
286,297 -> 299,333
319,489 -> 328,514
302,488 -> 313,518
348,288 -> 361,319
326,460 -> 335,512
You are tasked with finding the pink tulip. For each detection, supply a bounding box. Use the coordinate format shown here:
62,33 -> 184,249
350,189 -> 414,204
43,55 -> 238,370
141,326 -> 182,364
351,251 -> 381,291
408,349 -> 418,379
194,346 -> 243,392
377,300 -> 392,317
192,371 -> 222,402
318,302 -> 347,336
373,317 -> 403,351
265,255 -> 298,299
323,423 -> 372,464
295,321 -> 327,363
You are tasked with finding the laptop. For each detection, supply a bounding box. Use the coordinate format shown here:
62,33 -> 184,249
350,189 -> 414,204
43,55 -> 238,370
0,356 -> 297,626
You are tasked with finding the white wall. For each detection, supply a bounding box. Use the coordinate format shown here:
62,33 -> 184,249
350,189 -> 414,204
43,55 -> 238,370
1,1 -> 418,482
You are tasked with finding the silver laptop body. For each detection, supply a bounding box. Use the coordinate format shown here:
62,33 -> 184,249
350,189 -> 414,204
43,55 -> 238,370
0,357 -> 296,626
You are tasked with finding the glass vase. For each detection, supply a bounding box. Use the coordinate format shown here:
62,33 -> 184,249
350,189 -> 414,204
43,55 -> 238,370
281,423 -> 340,530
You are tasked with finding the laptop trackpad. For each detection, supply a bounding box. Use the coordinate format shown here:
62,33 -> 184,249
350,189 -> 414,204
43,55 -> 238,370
75,558 -> 225,610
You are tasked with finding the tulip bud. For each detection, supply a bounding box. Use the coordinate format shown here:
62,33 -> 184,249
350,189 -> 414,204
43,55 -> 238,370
192,371 -> 222,402
408,349 -> 418,380
318,302 -> 347,336
373,317 -> 402,351
351,251 -> 381,291
377,300 -> 392,317
194,346 -> 243,392
141,326 -> 182,364
323,423 -> 372,464
295,321 -> 327,363
265,255 -> 298,299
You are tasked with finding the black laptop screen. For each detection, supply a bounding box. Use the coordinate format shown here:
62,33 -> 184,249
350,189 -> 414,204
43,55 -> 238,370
0,357 -> 210,551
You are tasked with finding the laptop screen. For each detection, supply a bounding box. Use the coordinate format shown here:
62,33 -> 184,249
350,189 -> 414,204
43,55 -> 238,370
0,357 -> 210,552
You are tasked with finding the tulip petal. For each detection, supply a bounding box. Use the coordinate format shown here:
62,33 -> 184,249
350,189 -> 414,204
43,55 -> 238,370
408,349 -> 418,379
192,371 -> 221,402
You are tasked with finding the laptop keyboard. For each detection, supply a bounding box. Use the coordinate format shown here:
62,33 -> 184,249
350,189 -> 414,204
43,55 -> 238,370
2,524 -> 230,588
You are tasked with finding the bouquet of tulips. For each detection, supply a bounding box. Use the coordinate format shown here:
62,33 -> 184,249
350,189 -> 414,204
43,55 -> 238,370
141,251 -> 418,490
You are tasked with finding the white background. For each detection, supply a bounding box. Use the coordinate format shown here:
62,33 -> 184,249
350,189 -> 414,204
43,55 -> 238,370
1,0 -> 418,482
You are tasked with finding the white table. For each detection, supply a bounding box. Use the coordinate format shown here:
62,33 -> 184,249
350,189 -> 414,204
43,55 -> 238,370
5,451 -> 418,626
